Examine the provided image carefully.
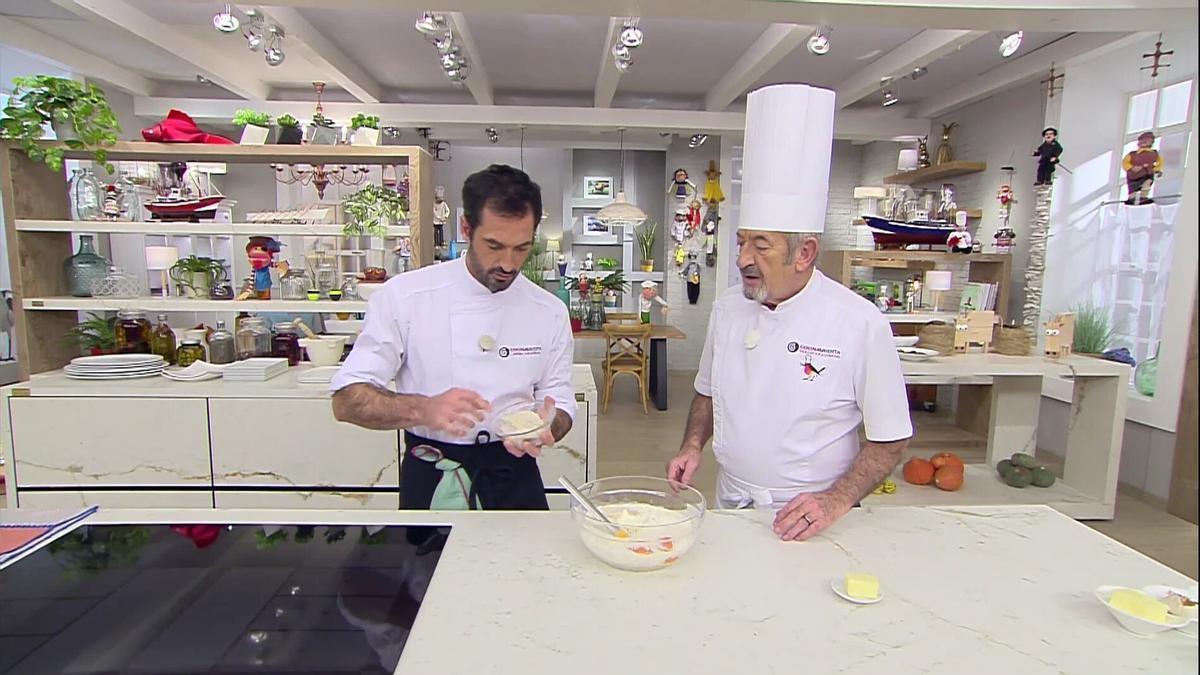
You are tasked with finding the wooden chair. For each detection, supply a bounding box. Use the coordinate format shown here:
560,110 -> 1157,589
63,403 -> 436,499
601,322 -> 652,414
604,312 -> 639,324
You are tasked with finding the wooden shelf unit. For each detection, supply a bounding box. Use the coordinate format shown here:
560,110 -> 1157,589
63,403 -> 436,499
1,140 -> 435,381
884,160 -> 987,185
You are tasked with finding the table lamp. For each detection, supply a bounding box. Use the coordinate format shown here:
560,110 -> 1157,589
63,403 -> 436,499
145,245 -> 179,297
545,238 -> 561,271
925,270 -> 953,313
853,186 -> 888,216
897,148 -> 919,172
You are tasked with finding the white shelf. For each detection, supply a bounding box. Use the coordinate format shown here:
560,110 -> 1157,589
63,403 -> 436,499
627,271 -> 665,282
22,297 -> 368,312
15,219 -> 411,237
570,199 -> 608,208
572,240 -> 621,246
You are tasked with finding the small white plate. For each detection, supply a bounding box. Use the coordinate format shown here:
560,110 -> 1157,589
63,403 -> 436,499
897,347 -> 940,362
830,578 -> 882,605
893,336 -> 920,348
65,371 -> 164,380
70,354 -> 163,367
1095,585 -> 1190,636
1142,584 -> 1199,636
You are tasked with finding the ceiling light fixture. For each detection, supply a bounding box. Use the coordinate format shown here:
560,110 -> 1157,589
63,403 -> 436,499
264,24 -> 285,66
213,4 -> 239,33
619,18 -> 643,48
485,127 -> 499,144
418,10 -> 471,85
909,66 -> 928,79
807,26 -> 832,56
611,16 -> 642,73
689,133 -> 709,148
196,74 -> 212,85
596,128 -> 648,228
999,30 -> 1023,58
415,11 -> 448,38
880,76 -> 899,107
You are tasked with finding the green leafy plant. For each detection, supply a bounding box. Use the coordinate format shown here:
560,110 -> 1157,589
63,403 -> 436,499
311,112 -> 334,128
233,109 -> 270,127
1070,302 -> 1120,354
350,113 -> 380,130
521,238 -> 548,284
169,255 -> 228,296
598,269 -> 628,293
276,113 -> 300,128
596,257 -> 619,270
0,75 -> 120,172
61,312 -> 117,353
48,526 -> 150,578
636,221 -> 658,262
343,184 -> 407,237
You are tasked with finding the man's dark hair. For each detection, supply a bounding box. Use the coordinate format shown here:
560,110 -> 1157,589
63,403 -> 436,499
461,164 -> 542,236
1042,127 -> 1058,136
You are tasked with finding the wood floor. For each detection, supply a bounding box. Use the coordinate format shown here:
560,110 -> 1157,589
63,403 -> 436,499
595,369 -> 1199,579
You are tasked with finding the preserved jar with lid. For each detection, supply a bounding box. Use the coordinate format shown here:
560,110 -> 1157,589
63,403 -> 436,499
115,310 -> 152,354
176,338 -> 206,367
315,262 -> 337,299
235,316 -> 271,360
271,322 -> 301,366
208,320 -> 237,364
339,272 -> 360,300
149,313 -> 177,364
279,265 -> 310,300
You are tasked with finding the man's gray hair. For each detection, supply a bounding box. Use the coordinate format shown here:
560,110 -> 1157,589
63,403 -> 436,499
784,233 -> 819,262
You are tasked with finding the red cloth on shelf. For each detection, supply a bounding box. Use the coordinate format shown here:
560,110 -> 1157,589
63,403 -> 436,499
141,109 -> 235,145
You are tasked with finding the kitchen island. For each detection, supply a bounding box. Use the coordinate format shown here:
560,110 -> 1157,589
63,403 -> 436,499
4,505 -> 1193,673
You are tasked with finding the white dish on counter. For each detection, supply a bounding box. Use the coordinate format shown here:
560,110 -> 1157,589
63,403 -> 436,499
1094,586 -> 1191,636
897,347 -> 940,361
830,578 -> 883,605
570,476 -> 706,572
893,336 -> 920,348
65,369 -> 163,380
70,354 -> 163,367
1142,584 -> 1199,637
299,336 -> 347,367
297,366 -> 340,385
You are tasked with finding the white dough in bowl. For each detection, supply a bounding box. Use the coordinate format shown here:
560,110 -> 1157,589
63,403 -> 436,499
499,409 -> 543,437
577,502 -> 700,572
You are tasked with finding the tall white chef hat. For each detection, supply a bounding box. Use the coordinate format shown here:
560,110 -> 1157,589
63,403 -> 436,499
738,84 -> 836,234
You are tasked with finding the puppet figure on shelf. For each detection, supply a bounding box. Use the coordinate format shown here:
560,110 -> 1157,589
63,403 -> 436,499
683,252 -> 702,304
993,184 -> 1017,253
246,236 -> 284,300
392,236 -> 413,274
581,252 -> 595,272
946,221 -> 973,253
1033,127 -> 1063,186
671,206 -> 690,246
432,185 -> 450,248
639,280 -> 669,324
687,200 -> 703,232
667,168 -> 697,205
703,216 -> 718,267
703,160 -> 724,204
1123,131 -> 1164,205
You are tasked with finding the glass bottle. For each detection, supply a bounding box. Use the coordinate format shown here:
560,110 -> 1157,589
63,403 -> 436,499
67,168 -> 103,221
115,309 -> 152,354
316,262 -> 337,299
208,320 -> 237,364
271,323 -> 302,366
1134,344 -> 1159,396
63,234 -> 111,297
117,175 -> 142,221
235,316 -> 271,360
279,265 -> 310,300
149,313 -> 177,365
176,338 -> 207,367
340,272 -> 360,300
585,294 -> 606,331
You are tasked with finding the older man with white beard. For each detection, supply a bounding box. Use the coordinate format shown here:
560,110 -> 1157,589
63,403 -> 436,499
666,84 -> 912,541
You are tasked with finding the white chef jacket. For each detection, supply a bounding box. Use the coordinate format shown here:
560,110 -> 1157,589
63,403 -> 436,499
330,257 -> 577,443
695,270 -> 912,508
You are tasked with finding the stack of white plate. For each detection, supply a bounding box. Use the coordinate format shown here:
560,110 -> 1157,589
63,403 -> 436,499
223,357 -> 290,382
161,361 -> 227,382
296,366 -> 340,385
65,354 -> 166,380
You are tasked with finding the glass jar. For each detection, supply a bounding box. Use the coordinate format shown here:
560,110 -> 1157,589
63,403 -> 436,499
235,317 -> 271,360
208,320 -> 237,364
584,297 -> 606,331
117,176 -> 142,221
63,234 -> 111,297
68,168 -> 103,221
271,323 -> 302,366
115,310 -> 151,354
149,314 -> 177,365
315,262 -> 337,299
1134,345 -> 1159,396
176,339 -> 207,367
279,266 -> 310,301
340,273 -> 360,300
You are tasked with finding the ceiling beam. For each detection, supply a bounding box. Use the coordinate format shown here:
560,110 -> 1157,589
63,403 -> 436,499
252,5 -> 382,103
593,18 -> 623,108
134,96 -> 931,141
835,29 -> 986,108
445,12 -> 494,106
0,16 -> 154,96
49,0 -> 270,100
914,31 -> 1151,118
704,23 -> 812,112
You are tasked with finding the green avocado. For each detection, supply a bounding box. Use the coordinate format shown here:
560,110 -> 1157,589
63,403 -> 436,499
996,459 -> 1014,478
1005,466 -> 1034,488
1011,453 -> 1038,469
1031,466 -> 1056,488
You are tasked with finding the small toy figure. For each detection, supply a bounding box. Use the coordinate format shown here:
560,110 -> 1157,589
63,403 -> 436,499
582,252 -> 595,272
993,227 -> 1016,253
946,221 -> 973,253
1044,313 -> 1075,358
432,185 -> 450,248
639,279 -> 669,324
667,168 -> 697,204
997,184 -> 1017,211
917,136 -> 931,168
1033,127 -> 1063,186
1123,131 -> 1164,205
952,311 -> 995,354
246,236 -> 284,300
937,183 -> 958,220
702,159 -> 724,204
671,207 -> 690,244
935,122 -> 958,165
687,200 -> 702,231
392,236 -> 413,274
576,273 -> 591,298
556,254 -> 567,276
703,217 -> 718,267
683,253 -> 702,304
101,184 -> 121,220
674,244 -> 687,267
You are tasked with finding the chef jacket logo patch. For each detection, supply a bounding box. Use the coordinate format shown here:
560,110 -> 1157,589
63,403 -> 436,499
499,346 -> 542,358
801,356 -> 826,381
498,347 -> 511,358
787,341 -> 799,353
789,343 -> 840,381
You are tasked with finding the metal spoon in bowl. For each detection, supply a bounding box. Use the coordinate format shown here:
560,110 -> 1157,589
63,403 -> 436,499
558,476 -> 626,536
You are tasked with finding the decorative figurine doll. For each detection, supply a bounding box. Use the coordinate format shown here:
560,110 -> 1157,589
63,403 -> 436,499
1123,131 -> 1164,205
993,184 -> 1017,253
703,217 -> 718,267
582,252 -> 595,272
946,221 -> 973,253
916,136 -> 931,168
667,168 -> 697,205
246,236 -> 283,299
937,183 -> 957,220
703,159 -> 724,204
556,253 -> 567,276
671,206 -> 690,245
687,199 -> 703,232
392,236 -> 412,274
432,184 -> 450,248
639,280 -> 669,324
683,252 -> 702,304
1033,127 -> 1063,186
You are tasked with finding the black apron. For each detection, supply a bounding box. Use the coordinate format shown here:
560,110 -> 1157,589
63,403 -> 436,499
401,431 -> 549,511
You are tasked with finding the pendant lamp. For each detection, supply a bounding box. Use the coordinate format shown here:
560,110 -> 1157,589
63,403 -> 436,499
596,128 -> 647,228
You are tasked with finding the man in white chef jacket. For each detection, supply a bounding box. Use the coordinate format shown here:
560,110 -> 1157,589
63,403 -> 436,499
667,84 -> 912,540
331,164 -> 576,510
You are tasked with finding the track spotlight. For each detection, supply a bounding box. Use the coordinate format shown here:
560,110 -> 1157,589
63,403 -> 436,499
882,90 -> 899,107
213,4 -> 239,33
415,11 -> 448,38
689,133 -> 709,148
807,26 -> 831,56
264,25 -> 285,66
620,18 -> 643,48
909,66 -> 928,79
999,31 -> 1023,58
485,127 -> 499,144
611,17 -> 642,73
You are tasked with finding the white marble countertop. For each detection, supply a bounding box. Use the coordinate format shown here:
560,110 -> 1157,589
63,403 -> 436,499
902,353 -> 1129,378
59,505 -> 1197,674
3,363 -> 598,399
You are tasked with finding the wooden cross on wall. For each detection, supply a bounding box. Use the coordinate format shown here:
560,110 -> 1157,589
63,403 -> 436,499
1040,63 -> 1065,99
1142,34 -> 1174,78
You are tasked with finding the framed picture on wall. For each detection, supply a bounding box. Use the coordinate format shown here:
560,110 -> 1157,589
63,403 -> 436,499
583,214 -> 608,233
583,176 -> 613,199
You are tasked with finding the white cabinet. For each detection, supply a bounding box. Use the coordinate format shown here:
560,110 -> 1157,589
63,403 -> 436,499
538,400 -> 590,486
214,491 -> 399,510
18,490 -> 213,508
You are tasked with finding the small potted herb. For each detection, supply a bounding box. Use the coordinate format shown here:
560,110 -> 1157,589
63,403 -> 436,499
169,255 -> 228,298
349,113 -> 381,146
520,239 -> 547,284
1071,302 -> 1120,356
307,112 -> 339,145
61,312 -> 117,355
343,184 -> 407,237
598,269 -> 628,308
0,75 -> 120,172
636,221 -> 657,272
233,109 -> 271,144
276,113 -> 303,145
596,257 -> 619,271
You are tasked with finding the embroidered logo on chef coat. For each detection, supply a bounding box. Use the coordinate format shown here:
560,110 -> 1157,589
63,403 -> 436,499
801,357 -> 826,381
788,343 -> 840,381
499,345 -> 543,358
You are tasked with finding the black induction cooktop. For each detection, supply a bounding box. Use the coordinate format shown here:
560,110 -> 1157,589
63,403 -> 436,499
0,523 -> 448,674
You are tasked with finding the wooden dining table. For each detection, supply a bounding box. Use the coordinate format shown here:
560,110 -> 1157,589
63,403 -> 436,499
573,324 -> 687,410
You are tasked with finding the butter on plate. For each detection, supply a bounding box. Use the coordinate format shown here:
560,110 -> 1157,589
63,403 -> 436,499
845,572 -> 880,600
1109,589 -> 1170,623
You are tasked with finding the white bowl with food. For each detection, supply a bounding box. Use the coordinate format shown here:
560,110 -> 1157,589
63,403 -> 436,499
893,335 -> 920,348
489,399 -> 552,443
1095,585 -> 1192,636
299,335 -> 347,367
1142,585 -> 1199,636
569,476 -> 706,572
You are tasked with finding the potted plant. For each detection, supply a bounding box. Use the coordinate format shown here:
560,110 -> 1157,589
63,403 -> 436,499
636,221 -> 658,272
61,312 -> 117,355
233,109 -> 271,144
276,113 -> 303,145
343,184 -> 407,237
0,75 -> 120,172
169,255 -> 228,298
521,239 -> 547,284
598,269 -> 628,308
307,112 -> 339,145
349,113 -> 381,146
1071,302 -> 1119,356
596,257 -> 619,271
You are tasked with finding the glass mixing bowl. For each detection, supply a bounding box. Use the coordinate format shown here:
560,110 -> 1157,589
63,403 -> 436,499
569,476 -> 706,572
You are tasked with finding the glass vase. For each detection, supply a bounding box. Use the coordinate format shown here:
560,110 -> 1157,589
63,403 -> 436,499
63,234 -> 111,297
1134,346 -> 1159,397
68,168 -> 103,221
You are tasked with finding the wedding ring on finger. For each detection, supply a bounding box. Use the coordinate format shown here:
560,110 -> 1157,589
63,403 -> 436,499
802,514 -> 814,525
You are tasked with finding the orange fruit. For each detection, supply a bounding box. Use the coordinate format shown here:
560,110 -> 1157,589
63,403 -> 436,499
930,452 -> 965,472
902,457 -> 935,485
934,465 -> 965,491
